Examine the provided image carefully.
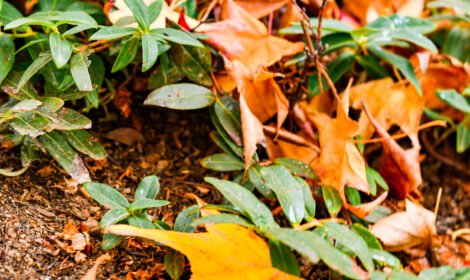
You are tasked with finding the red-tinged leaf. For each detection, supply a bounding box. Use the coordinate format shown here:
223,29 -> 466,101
362,101 -> 422,199
178,7 -> 191,31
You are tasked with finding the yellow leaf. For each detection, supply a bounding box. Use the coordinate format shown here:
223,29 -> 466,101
106,224 -> 300,280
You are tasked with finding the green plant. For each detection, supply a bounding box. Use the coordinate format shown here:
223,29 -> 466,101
84,175 -> 169,249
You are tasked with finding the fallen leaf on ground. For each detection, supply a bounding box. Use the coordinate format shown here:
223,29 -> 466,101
342,0 -> 424,24
105,128 -> 146,146
240,94 -> 265,170
81,254 -> 112,280
362,101 -> 422,199
370,200 -> 436,252
106,223 -> 300,280
433,235 -> 470,268
229,0 -> 288,19
198,0 -> 304,70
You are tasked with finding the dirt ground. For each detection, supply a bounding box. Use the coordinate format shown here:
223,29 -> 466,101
0,105 -> 469,279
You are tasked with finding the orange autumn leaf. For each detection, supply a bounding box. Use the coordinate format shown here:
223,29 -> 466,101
228,0 -> 289,19
265,130 -> 319,164
342,0 -> 424,24
240,94 -> 265,170
105,224 -> 300,280
225,60 -> 289,127
362,101 -> 422,199
349,78 -> 425,140
306,91 -> 369,193
197,0 -> 304,70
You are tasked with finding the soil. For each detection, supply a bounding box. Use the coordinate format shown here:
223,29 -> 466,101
0,105 -> 469,279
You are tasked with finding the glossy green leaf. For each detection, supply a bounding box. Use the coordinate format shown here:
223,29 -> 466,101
367,15 -> 435,34
112,37 -> 139,73
169,44 -> 212,87
260,166 -> 305,225
145,83 -> 214,110
174,205 -> 199,233
368,45 -> 422,95
0,2 -> 22,26
49,33 -> 72,69
102,233 -> 124,250
191,213 -> 254,228
370,249 -> 402,269
345,186 -> 361,206
164,250 -> 185,280
128,199 -> 169,211
62,130 -> 108,160
204,177 -> 277,231
11,100 -> 42,112
4,18 -> 55,29
210,109 -> 244,157
247,165 -> 275,199
214,96 -> 243,146
443,25 -> 470,63
152,28 -> 203,47
366,167 -> 389,196
11,112 -> 50,138
279,18 -> 353,35
355,55 -> 389,78
295,177 -> 316,221
17,52 -> 53,91
0,34 -> 15,84
148,0 -> 163,24
321,186 -> 342,217
1,72 -> 40,100
70,52 -> 93,91
201,153 -> 245,171
135,175 -> 160,201
90,26 -> 137,40
100,208 -> 130,228
456,124 -> 470,153
322,222 -> 374,272
147,57 -> 184,89
84,182 -> 130,209
124,0 -> 150,30
322,33 -> 356,54
21,138 -> 40,167
269,240 -> 300,276
351,223 -> 382,250
40,132 -> 90,183
128,214 -> 155,229
419,266 -> 455,280
273,158 -> 319,180
141,33 -> 159,72
436,89 -> 470,113
46,108 -> 92,130
423,108 -> 454,125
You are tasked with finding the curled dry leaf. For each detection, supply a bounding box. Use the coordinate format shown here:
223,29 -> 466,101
227,0 -> 289,19
81,254 -> 112,280
362,101 -> 422,199
371,200 -> 436,252
339,186 -> 388,218
105,224 -> 301,280
265,130 -> 319,165
342,0 -> 425,24
240,94 -> 265,170
105,127 -> 146,146
197,0 -> 304,70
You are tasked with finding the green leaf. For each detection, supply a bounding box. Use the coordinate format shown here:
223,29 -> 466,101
84,182 -> 129,209
355,55 -> 389,79
436,89 -> 470,113
145,83 -> 214,110
0,34 -> 15,84
419,266 -> 455,280
322,222 -> 374,272
124,0 -> 150,30
273,158 -> 319,180
366,167 -> 389,196
62,130 -> 107,160
370,249 -> 402,269
90,26 -> 137,40
164,250 -> 185,280
152,28 -> 203,47
148,0 -> 163,24
1,72 -> 40,100
28,11 -> 97,26
169,44 -> 212,87
345,186 -> 361,206
63,24 -> 98,36
49,33 -> 72,69
128,214 -> 155,229
70,52 -> 93,91
214,96 -> 243,146
46,108 -> 92,130
174,205 -> 199,233
11,112 -> 50,138
147,56 -> 184,89
4,18 -> 55,30
135,175 -> 160,201
269,240 -> 300,276
21,137 -> 40,167
423,108 -> 454,125
388,30 -> 437,51
279,18 -> 353,35
0,2 -> 22,26
456,124 -> 470,153
266,228 -> 319,263
204,177 -> 277,231
443,25 -> 470,63
17,52 -> 53,91
322,33 -> 356,54
102,234 -> 124,250
210,109 -> 244,157
247,165 -> 275,199
11,99 -> 42,112
112,37 -> 139,73
200,153 -> 245,171
351,223 -> 382,250
368,45 -> 422,95
260,165 -> 305,225
39,132 -> 90,183
295,177 -> 316,221
322,186 -> 342,217
128,199 -> 169,211
367,15 -> 435,34
100,208 -> 130,228
191,213 -> 254,228
141,33 -> 159,72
